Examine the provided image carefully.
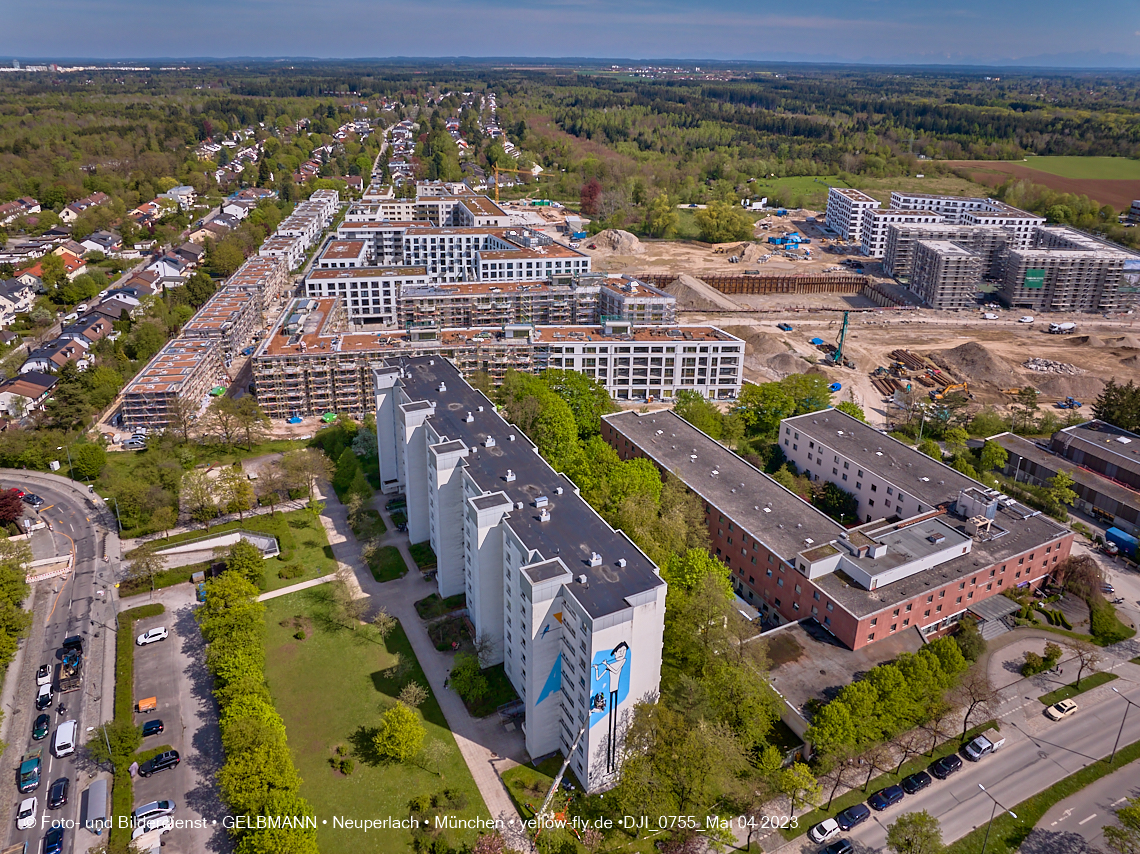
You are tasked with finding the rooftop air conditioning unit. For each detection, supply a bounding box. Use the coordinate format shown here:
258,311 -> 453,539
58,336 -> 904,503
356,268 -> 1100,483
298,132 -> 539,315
617,558 -> 627,567
589,552 -> 602,567
555,486 -> 563,495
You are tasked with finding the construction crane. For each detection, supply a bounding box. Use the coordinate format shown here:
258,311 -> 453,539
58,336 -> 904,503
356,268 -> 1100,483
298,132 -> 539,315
930,382 -> 969,401
491,164 -> 553,203
827,311 -> 854,369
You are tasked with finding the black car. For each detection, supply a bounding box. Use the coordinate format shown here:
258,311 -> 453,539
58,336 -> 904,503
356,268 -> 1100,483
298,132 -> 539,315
821,841 -> 853,854
32,713 -> 50,741
47,777 -> 69,809
835,803 -> 871,831
43,826 -> 63,854
138,749 -> 180,777
142,719 -> 164,737
868,784 -> 905,811
930,754 -> 963,779
901,771 -> 932,794
23,494 -> 44,508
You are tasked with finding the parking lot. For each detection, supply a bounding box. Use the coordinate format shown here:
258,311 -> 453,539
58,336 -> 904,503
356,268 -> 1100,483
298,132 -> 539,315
130,589 -> 230,853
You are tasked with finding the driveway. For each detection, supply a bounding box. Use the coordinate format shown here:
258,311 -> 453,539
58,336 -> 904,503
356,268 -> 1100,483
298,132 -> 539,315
129,588 -> 230,853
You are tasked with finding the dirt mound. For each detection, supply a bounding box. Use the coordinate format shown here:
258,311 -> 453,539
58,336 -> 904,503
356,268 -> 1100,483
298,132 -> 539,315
1034,374 -> 1107,400
722,325 -> 789,358
1113,335 -> 1140,350
1122,354 -> 1140,366
587,229 -> 644,254
929,341 -> 1020,387
740,243 -> 770,264
1070,334 -> 1107,348
766,352 -> 808,377
664,274 -> 740,311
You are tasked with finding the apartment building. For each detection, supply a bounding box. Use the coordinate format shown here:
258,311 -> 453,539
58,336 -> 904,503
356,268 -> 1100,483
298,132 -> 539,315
888,193 -> 1045,245
225,256 -> 291,311
883,223 -> 1010,280
374,357 -> 665,791
597,277 -> 677,325
120,338 -> 224,430
335,221 -> 432,265
998,227 -> 1133,312
860,209 -> 945,258
909,241 -> 983,309
398,280 -> 597,329
180,287 -> 262,359
251,298 -> 743,419
603,407 -> 1074,650
316,240 -> 369,269
306,266 -> 432,326
258,235 -> 307,270
825,188 -> 880,242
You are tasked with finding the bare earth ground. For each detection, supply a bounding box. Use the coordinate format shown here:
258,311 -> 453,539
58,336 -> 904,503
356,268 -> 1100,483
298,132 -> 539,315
950,160 -> 1140,211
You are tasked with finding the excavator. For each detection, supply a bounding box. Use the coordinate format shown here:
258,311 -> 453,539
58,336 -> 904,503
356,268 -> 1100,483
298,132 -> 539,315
825,311 -> 855,369
930,382 -> 970,401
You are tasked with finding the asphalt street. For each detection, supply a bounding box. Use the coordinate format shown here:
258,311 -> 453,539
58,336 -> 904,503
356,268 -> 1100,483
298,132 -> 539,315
1,471 -> 119,854
1018,756 -> 1140,854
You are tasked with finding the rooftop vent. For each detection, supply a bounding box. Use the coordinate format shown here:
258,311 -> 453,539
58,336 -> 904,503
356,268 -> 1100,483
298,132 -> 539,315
763,508 -> 771,513
485,436 -> 496,448
429,359 -> 435,365
927,533 -> 946,544
465,412 -> 474,422
578,574 -> 588,585
805,538 -> 814,545
478,405 -> 484,412
690,455 -> 698,462
505,469 -> 516,482
589,552 -> 602,567
509,434 -> 516,441
617,558 -> 627,567
555,486 -> 563,495
515,501 -> 523,510
438,382 -> 446,392
535,496 -> 549,508
711,469 -> 719,476
539,508 -> 550,522
656,430 -> 664,435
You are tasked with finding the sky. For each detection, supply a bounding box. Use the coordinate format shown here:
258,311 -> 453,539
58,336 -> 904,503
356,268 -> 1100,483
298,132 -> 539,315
2,0 -> 1139,67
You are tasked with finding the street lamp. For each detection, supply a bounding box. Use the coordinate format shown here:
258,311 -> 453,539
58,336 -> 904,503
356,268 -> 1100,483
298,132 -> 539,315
99,495 -> 122,534
56,445 -> 74,480
1110,687 -> 1140,764
978,783 -> 1017,854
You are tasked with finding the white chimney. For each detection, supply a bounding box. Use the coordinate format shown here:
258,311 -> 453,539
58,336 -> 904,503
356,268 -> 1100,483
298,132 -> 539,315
465,412 -> 474,422
505,469 -> 516,482
589,552 -> 602,567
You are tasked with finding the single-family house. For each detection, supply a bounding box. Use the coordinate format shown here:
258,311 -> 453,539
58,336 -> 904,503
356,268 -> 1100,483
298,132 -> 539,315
21,337 -> 90,373
0,279 -> 36,316
221,198 -> 257,220
60,314 -> 113,346
80,231 -> 122,256
160,186 -> 197,211
92,296 -> 139,321
0,197 -> 41,227
175,242 -> 206,267
147,253 -> 191,283
59,191 -> 111,224
0,371 -> 56,417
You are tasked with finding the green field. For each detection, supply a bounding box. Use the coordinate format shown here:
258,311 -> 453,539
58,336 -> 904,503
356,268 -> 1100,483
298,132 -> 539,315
1021,156 -> 1140,179
263,589 -> 488,853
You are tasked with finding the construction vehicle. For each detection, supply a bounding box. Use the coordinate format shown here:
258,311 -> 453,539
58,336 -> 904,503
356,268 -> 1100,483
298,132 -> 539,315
1001,388 -> 1023,395
1056,397 -> 1083,409
930,382 -> 970,401
491,165 -> 554,203
825,311 -> 855,369
1048,322 -> 1077,334
58,648 -> 81,693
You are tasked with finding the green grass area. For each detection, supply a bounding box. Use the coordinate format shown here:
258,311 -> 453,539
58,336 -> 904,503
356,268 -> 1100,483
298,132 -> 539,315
415,593 -> 466,621
262,588 -> 488,854
501,755 -> 583,818
673,207 -> 770,242
1038,672 -> 1118,706
1020,156 -> 1140,180
946,734 -> 1140,854
745,175 -> 844,211
369,546 -> 408,583
118,560 -> 203,597
131,509 -> 336,593
784,721 -> 999,840
352,508 -> 387,539
408,542 -> 437,571
463,663 -> 520,719
854,172 -> 997,204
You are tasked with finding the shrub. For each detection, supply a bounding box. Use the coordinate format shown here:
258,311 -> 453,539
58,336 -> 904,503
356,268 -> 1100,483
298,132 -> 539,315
277,549 -> 294,562
294,630 -> 306,640
278,564 -> 304,580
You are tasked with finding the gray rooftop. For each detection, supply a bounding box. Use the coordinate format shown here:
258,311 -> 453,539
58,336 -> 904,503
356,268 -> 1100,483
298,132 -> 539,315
603,409 -> 845,560
397,357 -> 664,619
993,432 -> 1140,511
1054,420 -> 1140,480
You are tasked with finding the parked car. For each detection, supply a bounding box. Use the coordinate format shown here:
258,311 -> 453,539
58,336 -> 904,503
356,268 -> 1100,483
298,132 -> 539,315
15,797 -> 36,829
835,804 -> 871,831
1019,316 -> 1035,323
808,818 -> 841,843
43,826 -> 63,854
1102,583 -> 1115,594
138,751 -> 180,777
124,441 -> 146,450
241,346 -> 255,356
36,664 -> 52,686
32,713 -> 49,741
982,312 -> 999,320
132,816 -> 174,840
142,719 -> 165,737
900,771 -> 932,794
136,627 -> 169,646
133,800 -> 177,823
47,777 -> 69,809
820,841 -> 853,854
1046,699 -> 1078,721
35,683 -> 53,710
7,487 -> 25,498
963,734 -> 1006,761
868,784 -> 905,811
930,754 -> 962,779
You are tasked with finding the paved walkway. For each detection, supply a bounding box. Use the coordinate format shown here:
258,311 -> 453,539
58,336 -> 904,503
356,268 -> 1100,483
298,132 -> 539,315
258,574 -> 337,601
315,491 -> 531,848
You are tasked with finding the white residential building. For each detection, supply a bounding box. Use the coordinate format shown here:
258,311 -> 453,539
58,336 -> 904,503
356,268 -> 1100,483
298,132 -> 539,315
888,193 -> 1045,249
374,357 -> 666,792
860,209 -> 945,258
825,188 -> 881,243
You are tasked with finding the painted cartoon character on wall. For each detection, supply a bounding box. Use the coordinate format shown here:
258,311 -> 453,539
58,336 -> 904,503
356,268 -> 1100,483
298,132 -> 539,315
591,641 -> 630,773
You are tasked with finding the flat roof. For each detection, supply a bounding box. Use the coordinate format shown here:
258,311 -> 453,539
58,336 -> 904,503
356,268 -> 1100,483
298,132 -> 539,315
322,240 -> 368,260
122,339 -> 217,395
868,209 -> 945,218
459,196 -> 508,217
397,357 -> 664,618
830,188 -> 879,203
479,245 -> 584,260
917,240 -> 979,257
307,266 -> 429,280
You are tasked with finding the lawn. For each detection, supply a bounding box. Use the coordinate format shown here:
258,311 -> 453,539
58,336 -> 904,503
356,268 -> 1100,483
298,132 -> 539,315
1020,156 -> 1140,180
263,588 -> 489,854
134,509 -> 336,593
408,542 -> 438,571
352,508 -> 387,539
783,721 -> 999,840
945,734 -> 1140,854
369,546 -> 408,583
1038,672 -> 1118,706
462,663 -> 520,719
501,755 -> 583,819
415,593 -> 467,621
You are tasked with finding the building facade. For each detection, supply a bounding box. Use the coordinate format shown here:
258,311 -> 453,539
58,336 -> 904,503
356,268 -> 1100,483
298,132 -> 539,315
375,358 -> 666,792
910,241 -> 983,309
825,188 -> 881,243
120,338 -> 224,430
860,209 -> 945,258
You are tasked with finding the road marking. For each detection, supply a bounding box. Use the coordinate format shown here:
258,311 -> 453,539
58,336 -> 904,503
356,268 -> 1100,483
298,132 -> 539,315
1079,814 -> 1098,825
1114,797 -> 1129,806
1052,808 -> 1073,826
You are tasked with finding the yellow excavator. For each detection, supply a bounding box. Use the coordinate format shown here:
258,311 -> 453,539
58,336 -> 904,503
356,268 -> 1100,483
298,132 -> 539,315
930,382 -> 969,401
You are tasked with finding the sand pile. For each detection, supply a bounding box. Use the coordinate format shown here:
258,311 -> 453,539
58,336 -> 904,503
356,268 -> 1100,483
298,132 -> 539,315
1115,335 -> 1140,350
588,229 -> 644,254
1070,334 -> 1106,348
1122,354 -> 1140,366
664,274 -> 740,311
930,342 -> 1019,387
740,243 -> 770,264
722,325 -> 789,359
766,352 -> 808,377
1035,374 -> 1107,400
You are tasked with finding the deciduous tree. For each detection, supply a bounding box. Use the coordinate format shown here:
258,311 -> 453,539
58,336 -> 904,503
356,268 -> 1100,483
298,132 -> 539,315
886,811 -> 944,854
374,702 -> 425,763
225,539 -> 265,589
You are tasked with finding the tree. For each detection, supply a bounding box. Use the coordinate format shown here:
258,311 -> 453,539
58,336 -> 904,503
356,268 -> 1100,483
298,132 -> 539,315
226,539 -> 265,589
233,396 -> 270,450
835,400 -> 866,422
203,396 -> 243,447
125,544 -> 165,594
673,389 -> 725,438
886,811 -> 944,854
450,653 -> 488,702
71,443 -> 106,480
182,468 -> 218,527
953,670 -> 997,739
371,607 -> 397,640
419,738 -> 450,777
1105,797 -> 1140,854
816,747 -> 859,809
374,702 -> 425,762
398,681 -> 429,709
954,619 -> 987,662
890,728 -> 929,775
0,489 -> 25,524
152,505 -> 177,538
1068,639 -> 1103,687
540,369 -> 617,439
917,438 -> 942,460
332,565 -> 367,628
164,396 -> 200,444
283,448 -> 332,501
218,465 -> 255,522
944,426 -> 969,457
979,440 -> 1008,473
1014,387 -> 1040,431
813,481 -> 858,525
919,701 -> 958,755
644,193 -> 679,238
694,201 -> 755,243
1048,470 -> 1077,508
858,743 -> 893,792
781,761 -> 822,818
1094,379 -> 1140,433
256,462 -> 290,515
579,179 -> 602,216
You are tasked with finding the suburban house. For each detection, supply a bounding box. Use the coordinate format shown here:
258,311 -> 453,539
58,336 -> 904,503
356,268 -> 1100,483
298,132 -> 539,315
0,371 -> 56,417
0,279 -> 36,324
59,191 -> 111,224
92,295 -> 141,321
16,250 -> 86,290
0,197 -> 41,226
147,253 -> 191,284
188,220 -> 232,244
160,186 -> 197,211
80,231 -> 123,256
221,198 -> 257,220
60,313 -> 113,346
21,337 -> 90,373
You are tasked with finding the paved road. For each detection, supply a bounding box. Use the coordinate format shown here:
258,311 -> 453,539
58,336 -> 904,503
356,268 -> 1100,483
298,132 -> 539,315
0,471 -> 119,854
1019,757 -> 1140,854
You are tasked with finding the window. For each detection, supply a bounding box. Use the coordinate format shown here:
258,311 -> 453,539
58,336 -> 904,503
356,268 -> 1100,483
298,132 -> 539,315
903,619 -> 910,626
891,624 -> 897,632
826,602 -> 834,611
868,633 -> 876,641
924,610 -> 930,618
893,609 -> 900,617
906,604 -> 912,612
870,618 -> 877,626
813,591 -> 821,601
776,578 -> 784,587
871,484 -> 877,492
956,596 -> 962,604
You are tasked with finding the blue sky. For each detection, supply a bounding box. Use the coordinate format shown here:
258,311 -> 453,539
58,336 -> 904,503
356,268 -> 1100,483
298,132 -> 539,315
2,0 -> 1138,66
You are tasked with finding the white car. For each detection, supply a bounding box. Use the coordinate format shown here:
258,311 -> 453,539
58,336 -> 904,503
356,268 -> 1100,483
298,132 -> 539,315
16,797 -> 36,830
36,664 -> 52,686
982,312 -> 999,320
136,627 -> 169,646
809,817 -> 841,843
1018,316 -> 1035,323
132,816 -> 173,839
1045,699 -> 1078,721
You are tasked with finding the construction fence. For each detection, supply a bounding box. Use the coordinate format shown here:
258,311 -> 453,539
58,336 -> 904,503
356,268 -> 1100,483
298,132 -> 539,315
633,273 -> 919,308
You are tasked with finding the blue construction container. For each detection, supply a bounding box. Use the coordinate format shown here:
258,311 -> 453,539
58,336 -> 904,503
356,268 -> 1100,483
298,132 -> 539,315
1106,527 -> 1138,559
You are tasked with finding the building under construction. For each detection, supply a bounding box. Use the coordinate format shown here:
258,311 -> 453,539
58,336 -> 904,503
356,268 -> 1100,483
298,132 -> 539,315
883,223 -> 1011,281
909,241 -> 984,310
998,226 -> 1134,313
119,338 -> 224,430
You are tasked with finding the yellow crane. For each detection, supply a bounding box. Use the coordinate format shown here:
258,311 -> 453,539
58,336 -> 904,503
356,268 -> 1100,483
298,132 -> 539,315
491,164 -> 553,203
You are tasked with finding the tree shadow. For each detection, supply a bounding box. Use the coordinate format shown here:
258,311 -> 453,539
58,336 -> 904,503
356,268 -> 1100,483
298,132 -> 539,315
1019,828 -> 1104,854
348,725 -> 384,767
